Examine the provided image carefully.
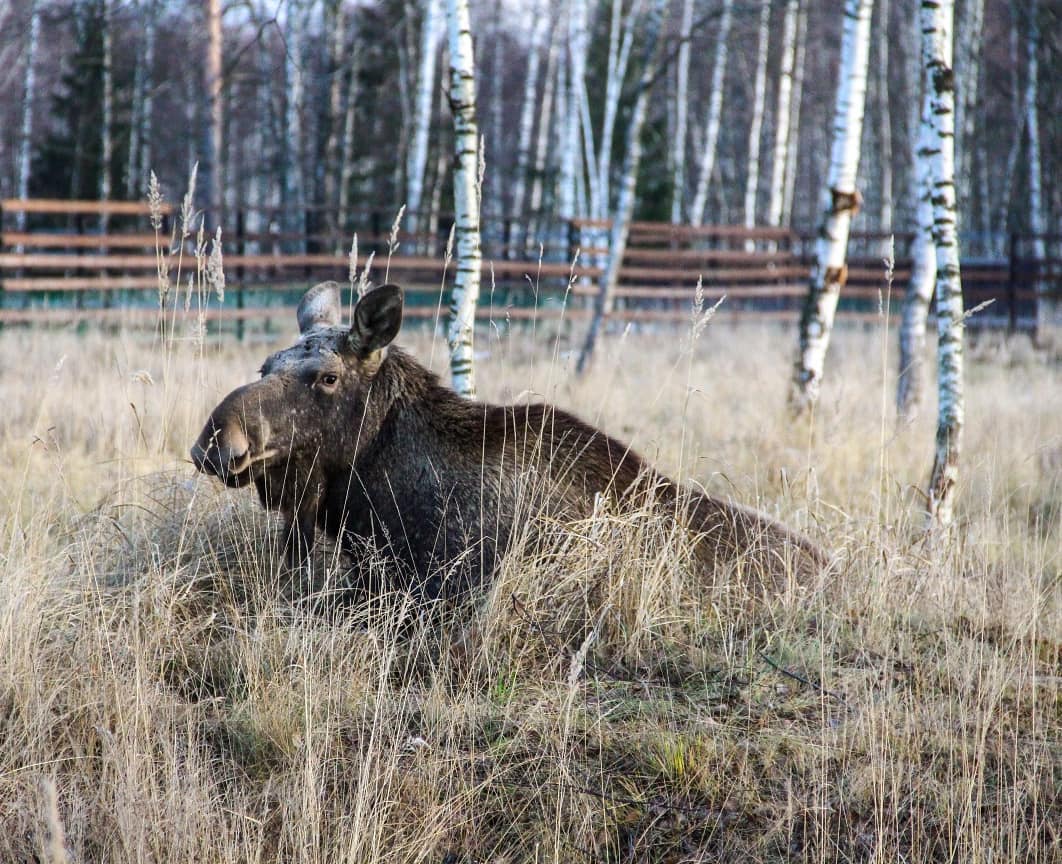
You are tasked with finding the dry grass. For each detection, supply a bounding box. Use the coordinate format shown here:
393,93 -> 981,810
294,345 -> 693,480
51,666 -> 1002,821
0,316 -> 1058,863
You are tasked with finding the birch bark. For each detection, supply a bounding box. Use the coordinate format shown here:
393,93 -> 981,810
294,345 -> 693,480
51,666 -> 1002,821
577,0 -> 668,374
1024,1 -> 1056,343
138,1 -> 157,191
406,0 -> 441,238
897,78 -> 936,420
597,0 -> 642,218
559,0 -> 588,219
875,0 -> 893,232
15,0 -> 40,235
789,0 -> 874,413
100,0 -> 113,228
782,0 -> 807,226
921,0 -> 964,528
670,0 -> 693,223
445,0 -> 482,397
323,0 -> 348,245
767,0 -> 798,229
528,23 -> 560,246
690,0 -> 733,227
510,4 -> 548,250
203,0 -> 223,212
743,0 -> 770,238
283,0 -> 307,251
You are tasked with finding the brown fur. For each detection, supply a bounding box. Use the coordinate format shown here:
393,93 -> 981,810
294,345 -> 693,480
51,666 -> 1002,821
192,283 -> 826,601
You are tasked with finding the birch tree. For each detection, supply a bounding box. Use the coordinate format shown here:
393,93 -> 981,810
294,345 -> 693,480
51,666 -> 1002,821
789,0 -> 873,413
670,0 -> 693,223
100,0 -> 114,228
596,0 -> 642,218
558,0 -> 588,218
15,0 -> 40,234
767,0 -> 799,229
690,0 -> 733,227
1024,1 -> 1056,344
743,0 -> 770,237
138,1 -> 157,192
921,0 -> 964,528
577,0 -> 669,374
510,4 -> 548,252
897,74 -> 936,421
528,22 -> 560,245
406,0 -> 440,238
283,0 -> 307,250
445,0 -> 482,397
782,0 -> 807,226
202,0 -> 223,212
323,0 -> 349,243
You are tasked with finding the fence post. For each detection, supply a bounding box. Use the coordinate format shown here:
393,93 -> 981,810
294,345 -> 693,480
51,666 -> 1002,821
1008,231 -> 1018,335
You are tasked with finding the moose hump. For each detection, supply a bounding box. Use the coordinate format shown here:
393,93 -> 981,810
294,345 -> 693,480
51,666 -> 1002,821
191,282 -> 827,600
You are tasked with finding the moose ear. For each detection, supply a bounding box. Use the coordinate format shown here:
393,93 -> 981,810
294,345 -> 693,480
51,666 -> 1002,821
297,281 -> 342,333
349,284 -> 404,354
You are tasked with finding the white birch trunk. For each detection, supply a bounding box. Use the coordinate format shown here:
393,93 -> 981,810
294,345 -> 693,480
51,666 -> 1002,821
789,0 -> 874,413
876,0 -> 893,233
125,0 -> 143,198
138,2 -> 157,191
767,0 -> 798,229
203,0 -> 223,212
577,0 -> 668,375
510,4 -> 548,249
337,53 -> 360,250
445,0 -> 482,397
528,23 -> 560,245
15,0 -> 40,236
922,0 -> 964,529
670,0 -> 693,223
558,0 -> 588,219
284,0 -> 307,250
1024,1 -> 1056,343
323,0 -> 348,243
406,0 -> 441,237
690,0 -> 734,227
897,79 -> 936,420
100,0 -> 113,231
597,0 -> 642,218
954,0 -> 984,225
782,0 -> 807,227
743,0 -> 770,239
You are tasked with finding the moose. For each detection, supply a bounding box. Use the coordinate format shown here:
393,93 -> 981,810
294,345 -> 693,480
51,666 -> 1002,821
191,282 -> 826,600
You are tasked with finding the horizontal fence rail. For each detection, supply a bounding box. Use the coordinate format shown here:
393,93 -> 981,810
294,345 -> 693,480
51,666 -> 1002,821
0,199 -> 1055,336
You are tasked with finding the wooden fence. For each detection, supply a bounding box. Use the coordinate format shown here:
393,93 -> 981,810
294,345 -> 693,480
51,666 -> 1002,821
0,199 -> 1053,334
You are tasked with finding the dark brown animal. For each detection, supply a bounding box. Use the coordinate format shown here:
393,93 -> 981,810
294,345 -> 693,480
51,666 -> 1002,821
191,282 -> 825,600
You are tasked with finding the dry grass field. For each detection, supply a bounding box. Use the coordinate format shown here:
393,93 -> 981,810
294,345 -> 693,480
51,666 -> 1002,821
0,312 -> 1058,862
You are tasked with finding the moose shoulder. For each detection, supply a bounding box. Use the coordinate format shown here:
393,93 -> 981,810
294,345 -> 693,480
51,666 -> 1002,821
191,282 -> 826,600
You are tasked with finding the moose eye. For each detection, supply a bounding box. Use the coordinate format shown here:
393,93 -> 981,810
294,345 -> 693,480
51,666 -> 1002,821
319,374 -> 338,388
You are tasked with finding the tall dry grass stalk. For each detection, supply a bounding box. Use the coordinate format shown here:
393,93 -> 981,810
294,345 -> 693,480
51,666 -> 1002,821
0,314 -> 1058,861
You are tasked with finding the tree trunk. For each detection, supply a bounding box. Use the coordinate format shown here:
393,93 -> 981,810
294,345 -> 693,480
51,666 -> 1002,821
138,0 -> 157,191
337,49 -> 360,251
445,0 -> 482,398
897,77 -> 936,421
767,0 -> 798,229
125,1 -> 143,198
1024,1 -> 1055,344
922,0 -> 964,529
202,0 -> 223,214
559,0 -> 588,219
782,0 -> 807,227
15,0 -> 40,236
100,0 -> 113,230
670,0 -> 693,223
743,0 -> 770,240
510,3 -> 548,254
597,0 -> 642,219
406,0 -> 441,239
283,0 -> 307,252
789,0 -> 874,413
323,0 -> 349,247
954,0 -> 984,229
690,0 -> 733,227
576,0 -> 669,375
875,0 -> 893,233
528,22 -> 560,247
